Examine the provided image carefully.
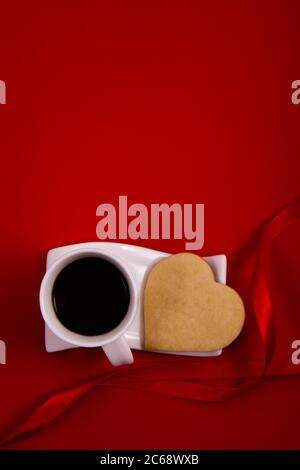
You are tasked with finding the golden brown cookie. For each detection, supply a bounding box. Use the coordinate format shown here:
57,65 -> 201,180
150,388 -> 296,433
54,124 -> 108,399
144,253 -> 245,352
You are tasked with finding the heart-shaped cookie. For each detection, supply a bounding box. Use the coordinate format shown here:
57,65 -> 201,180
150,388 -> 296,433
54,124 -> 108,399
144,253 -> 245,352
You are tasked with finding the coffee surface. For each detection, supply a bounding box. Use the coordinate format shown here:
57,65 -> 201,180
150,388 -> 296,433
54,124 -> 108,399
52,257 -> 130,336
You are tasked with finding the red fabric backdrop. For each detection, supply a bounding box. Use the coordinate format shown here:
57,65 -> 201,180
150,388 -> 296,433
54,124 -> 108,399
0,0 -> 300,449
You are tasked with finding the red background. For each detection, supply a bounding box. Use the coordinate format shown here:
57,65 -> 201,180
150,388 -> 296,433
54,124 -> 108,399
0,0 -> 300,449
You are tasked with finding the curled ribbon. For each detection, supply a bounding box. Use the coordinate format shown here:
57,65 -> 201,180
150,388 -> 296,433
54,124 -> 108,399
2,197 -> 300,447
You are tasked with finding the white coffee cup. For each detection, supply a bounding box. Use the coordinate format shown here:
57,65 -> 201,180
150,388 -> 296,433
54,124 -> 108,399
39,249 -> 137,366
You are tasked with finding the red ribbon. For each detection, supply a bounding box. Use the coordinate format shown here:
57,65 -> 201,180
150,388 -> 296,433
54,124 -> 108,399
2,198 -> 300,447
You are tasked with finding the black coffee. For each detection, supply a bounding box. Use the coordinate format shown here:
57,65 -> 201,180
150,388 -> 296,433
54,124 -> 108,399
52,257 -> 130,336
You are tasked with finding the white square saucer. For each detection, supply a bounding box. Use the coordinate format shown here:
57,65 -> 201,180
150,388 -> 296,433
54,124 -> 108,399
44,242 -> 226,357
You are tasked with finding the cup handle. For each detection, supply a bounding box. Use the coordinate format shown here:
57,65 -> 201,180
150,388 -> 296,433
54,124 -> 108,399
102,336 -> 133,366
